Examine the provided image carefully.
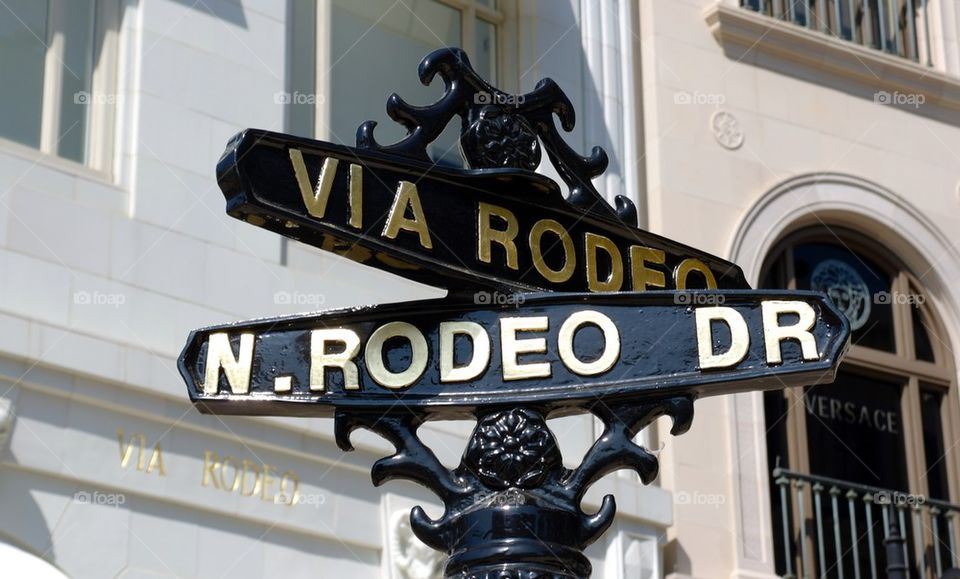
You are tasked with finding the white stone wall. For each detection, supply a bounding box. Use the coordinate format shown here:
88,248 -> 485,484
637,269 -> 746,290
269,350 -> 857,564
0,0 -> 671,577
640,1 -> 960,578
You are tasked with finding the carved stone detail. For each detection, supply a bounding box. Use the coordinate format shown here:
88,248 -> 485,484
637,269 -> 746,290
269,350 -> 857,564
389,509 -> 445,579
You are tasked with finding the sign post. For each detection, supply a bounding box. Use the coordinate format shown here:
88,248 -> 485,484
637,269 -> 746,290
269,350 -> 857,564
180,48 -> 849,578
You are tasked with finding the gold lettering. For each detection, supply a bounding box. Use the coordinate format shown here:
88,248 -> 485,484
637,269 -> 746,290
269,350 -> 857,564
478,203 -> 519,270
145,443 -> 166,476
500,316 -> 551,380
117,429 -> 145,469
220,455 -> 241,492
439,321 -> 491,382
696,307 -> 749,369
557,311 -> 620,376
202,450 -> 221,489
585,233 -> 623,292
289,149 -> 338,219
201,451 -> 301,506
261,464 -> 278,502
529,219 -> 575,283
274,375 -> 292,393
365,322 -> 429,389
630,246 -> 666,290
201,333 -> 255,395
310,328 -> 361,391
383,181 -> 433,249
240,459 -> 261,497
761,301 -> 819,364
349,163 -> 363,228
279,470 -> 300,507
675,258 -> 718,290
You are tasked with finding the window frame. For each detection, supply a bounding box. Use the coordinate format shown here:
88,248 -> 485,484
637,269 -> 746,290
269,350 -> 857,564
307,0 -> 517,142
761,226 -> 960,504
0,0 -> 121,178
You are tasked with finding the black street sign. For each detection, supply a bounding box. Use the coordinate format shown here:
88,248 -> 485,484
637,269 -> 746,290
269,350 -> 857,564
182,48 -> 850,578
180,291 -> 848,418
218,132 -> 747,293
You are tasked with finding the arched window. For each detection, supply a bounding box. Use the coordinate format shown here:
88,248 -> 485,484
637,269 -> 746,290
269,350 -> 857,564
761,226 -> 960,577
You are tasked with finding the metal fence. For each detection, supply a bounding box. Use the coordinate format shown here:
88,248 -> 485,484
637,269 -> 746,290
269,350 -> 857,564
740,0 -> 933,66
773,468 -> 960,578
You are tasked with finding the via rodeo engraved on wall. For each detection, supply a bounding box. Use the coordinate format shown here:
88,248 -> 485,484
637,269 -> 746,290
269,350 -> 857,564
181,48 -> 850,578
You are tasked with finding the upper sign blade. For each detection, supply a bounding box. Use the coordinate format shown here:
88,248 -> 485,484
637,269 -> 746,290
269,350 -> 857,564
217,129 -> 750,292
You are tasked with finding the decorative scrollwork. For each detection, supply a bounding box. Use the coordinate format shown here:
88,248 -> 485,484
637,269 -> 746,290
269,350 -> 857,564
356,47 -> 638,226
335,396 -> 695,578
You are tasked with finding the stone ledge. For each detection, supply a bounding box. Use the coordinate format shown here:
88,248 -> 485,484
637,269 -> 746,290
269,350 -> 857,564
705,2 -> 960,111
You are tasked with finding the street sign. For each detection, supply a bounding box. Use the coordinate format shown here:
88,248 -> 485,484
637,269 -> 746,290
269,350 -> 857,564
182,47 -> 850,578
180,291 -> 848,417
218,130 -> 749,292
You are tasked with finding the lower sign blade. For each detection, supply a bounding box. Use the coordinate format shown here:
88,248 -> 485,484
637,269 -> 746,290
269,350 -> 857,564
178,291 -> 850,417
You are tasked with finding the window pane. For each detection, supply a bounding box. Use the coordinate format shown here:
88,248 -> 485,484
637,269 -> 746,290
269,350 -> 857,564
287,0 -> 317,139
55,0 -> 96,163
475,0 -> 497,8
911,301 -> 935,362
0,0 -> 48,149
330,0 -> 462,166
475,19 -> 496,83
919,388 -> 949,500
793,242 -> 895,352
805,371 -> 907,490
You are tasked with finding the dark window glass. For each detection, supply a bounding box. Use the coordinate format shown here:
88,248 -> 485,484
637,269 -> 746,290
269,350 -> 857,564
793,242 -> 895,352
920,388 -> 949,500
0,0 -> 47,149
912,304 -> 935,362
764,388 -> 792,578
805,371 -> 907,490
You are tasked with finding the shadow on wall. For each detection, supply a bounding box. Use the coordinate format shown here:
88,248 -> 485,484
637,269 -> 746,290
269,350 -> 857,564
663,536 -> 692,576
166,0 -> 248,27
523,0 -> 624,201
0,468 -> 63,575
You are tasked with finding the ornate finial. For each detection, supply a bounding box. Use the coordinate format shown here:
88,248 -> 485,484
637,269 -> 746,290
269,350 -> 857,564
356,47 -> 638,226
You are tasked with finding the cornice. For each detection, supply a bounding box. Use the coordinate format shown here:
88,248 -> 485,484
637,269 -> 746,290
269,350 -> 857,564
705,3 -> 960,112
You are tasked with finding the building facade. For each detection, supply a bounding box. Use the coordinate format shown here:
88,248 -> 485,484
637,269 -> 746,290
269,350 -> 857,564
0,0 -> 958,577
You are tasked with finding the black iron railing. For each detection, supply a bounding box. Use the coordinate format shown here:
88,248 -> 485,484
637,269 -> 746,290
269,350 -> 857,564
773,467 -> 960,578
741,0 -> 933,66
